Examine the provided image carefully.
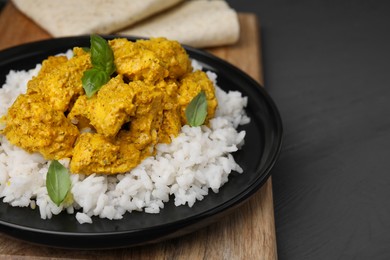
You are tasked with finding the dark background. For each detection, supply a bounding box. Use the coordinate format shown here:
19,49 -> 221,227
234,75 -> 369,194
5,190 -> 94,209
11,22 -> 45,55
228,1 -> 390,259
1,0 -> 390,259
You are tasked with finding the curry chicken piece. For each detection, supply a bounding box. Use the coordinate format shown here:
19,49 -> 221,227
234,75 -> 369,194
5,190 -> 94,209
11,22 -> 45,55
27,47 -> 91,112
137,38 -> 193,79
109,38 -> 168,83
126,80 -> 164,150
109,37 -> 192,83
2,94 -> 79,159
70,133 -> 141,174
155,80 -> 182,144
68,75 -> 135,138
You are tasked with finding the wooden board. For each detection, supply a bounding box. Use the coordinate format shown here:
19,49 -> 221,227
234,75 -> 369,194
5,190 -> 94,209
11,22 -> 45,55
0,2 -> 277,259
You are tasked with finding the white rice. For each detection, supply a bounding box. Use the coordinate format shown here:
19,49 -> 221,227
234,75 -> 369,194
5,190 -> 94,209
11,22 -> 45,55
0,59 -> 249,224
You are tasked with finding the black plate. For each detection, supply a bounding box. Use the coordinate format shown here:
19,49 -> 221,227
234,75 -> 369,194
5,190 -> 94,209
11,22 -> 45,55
0,36 -> 283,249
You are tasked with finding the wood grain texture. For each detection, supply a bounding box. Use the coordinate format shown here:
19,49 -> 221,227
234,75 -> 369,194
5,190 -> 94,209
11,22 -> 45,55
0,2 -> 276,259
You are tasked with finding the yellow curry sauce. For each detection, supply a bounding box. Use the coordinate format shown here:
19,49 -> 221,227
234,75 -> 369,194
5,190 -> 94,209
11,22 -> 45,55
1,38 -> 218,175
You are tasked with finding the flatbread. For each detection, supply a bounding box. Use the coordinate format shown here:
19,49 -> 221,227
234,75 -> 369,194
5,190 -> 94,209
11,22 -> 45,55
12,0 -> 183,37
118,0 -> 240,48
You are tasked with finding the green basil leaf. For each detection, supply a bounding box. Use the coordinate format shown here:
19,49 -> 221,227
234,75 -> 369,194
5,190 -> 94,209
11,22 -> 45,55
90,34 -> 116,75
82,68 -> 110,98
46,160 -> 71,207
185,90 -> 208,127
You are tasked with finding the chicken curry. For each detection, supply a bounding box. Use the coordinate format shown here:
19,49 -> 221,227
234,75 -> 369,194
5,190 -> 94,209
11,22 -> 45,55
1,37 -> 217,175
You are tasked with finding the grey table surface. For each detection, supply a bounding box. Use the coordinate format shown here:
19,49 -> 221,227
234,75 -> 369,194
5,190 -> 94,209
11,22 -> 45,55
227,1 -> 390,259
1,1 -> 390,259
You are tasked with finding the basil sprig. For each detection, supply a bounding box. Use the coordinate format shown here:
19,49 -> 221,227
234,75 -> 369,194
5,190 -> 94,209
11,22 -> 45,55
46,160 -> 71,206
82,35 -> 116,98
90,35 -> 116,75
185,90 -> 208,127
